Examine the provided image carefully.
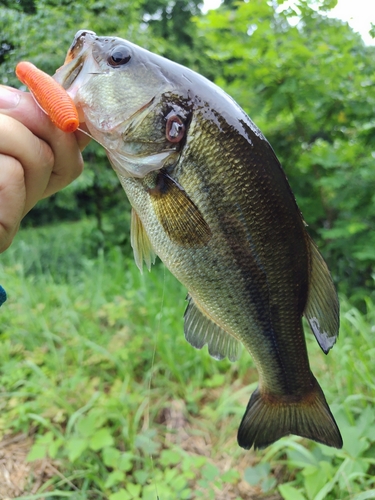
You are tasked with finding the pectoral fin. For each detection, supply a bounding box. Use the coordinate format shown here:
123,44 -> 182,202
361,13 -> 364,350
184,295 -> 240,362
148,172 -> 212,247
131,208 -> 156,273
304,235 -> 340,354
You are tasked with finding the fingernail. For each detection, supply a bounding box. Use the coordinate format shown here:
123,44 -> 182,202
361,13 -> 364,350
0,86 -> 21,109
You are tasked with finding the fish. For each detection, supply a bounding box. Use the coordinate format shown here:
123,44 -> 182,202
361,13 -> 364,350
54,30 -> 342,450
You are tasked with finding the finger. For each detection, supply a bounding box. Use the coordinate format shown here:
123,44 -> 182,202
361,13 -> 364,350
1,85 -> 90,149
0,86 -> 89,196
0,153 -> 26,252
0,113 -> 54,215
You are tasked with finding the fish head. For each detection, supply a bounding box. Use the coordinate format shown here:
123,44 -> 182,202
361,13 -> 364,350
54,30 -> 194,178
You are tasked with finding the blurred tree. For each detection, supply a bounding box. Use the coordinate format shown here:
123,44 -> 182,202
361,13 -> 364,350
0,0 -> 36,14
143,0 -> 203,66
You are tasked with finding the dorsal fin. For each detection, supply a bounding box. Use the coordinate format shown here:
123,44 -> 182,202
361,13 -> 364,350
184,295 -> 240,362
304,235 -> 339,354
130,208 -> 156,273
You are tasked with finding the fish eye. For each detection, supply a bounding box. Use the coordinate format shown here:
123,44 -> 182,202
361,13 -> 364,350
166,115 -> 185,143
107,45 -> 131,67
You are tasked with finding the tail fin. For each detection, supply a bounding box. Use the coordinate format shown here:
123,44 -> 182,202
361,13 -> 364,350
237,378 -> 342,450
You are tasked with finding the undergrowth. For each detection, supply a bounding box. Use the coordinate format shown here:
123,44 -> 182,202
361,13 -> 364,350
0,219 -> 374,499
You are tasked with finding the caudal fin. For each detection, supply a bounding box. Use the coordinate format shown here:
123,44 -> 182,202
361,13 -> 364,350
237,378 -> 342,450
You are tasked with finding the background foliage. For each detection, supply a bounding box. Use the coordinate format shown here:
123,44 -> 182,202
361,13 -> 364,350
1,0 -> 375,498
1,0 -> 374,301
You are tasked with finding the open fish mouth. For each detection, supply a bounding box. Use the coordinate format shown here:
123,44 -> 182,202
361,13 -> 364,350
57,56 -> 85,89
53,31 -> 99,102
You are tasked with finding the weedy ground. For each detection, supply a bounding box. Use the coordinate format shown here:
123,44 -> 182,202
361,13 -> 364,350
0,219 -> 375,500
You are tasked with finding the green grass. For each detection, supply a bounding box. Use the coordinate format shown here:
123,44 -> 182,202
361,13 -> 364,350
0,219 -> 375,499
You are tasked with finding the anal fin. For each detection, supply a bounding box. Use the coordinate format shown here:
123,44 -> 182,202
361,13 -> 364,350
184,295 -> 240,362
304,235 -> 340,354
131,208 -> 156,273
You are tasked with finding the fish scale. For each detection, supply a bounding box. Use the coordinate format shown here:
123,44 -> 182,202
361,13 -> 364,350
54,30 -> 342,450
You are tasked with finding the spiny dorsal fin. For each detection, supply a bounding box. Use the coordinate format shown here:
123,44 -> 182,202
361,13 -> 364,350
148,172 -> 212,247
184,295 -> 240,362
130,208 -> 156,273
304,235 -> 339,354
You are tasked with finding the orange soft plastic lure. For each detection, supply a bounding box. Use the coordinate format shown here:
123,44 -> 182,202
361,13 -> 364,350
15,61 -> 79,133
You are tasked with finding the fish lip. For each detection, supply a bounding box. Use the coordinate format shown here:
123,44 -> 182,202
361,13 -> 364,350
65,30 -> 97,64
54,56 -> 85,89
53,30 -> 101,112
53,30 -> 99,90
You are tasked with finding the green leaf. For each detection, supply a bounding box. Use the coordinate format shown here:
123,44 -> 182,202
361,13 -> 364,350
261,476 -> 277,493
89,428 -> 115,451
204,373 -> 225,388
133,469 -> 149,486
26,443 -> 48,462
180,489 -> 192,500
66,438 -> 88,462
26,432 -> 57,461
77,412 -> 107,438
279,484 -> 307,500
343,426 -> 369,458
302,462 -> 333,500
286,445 -> 319,468
221,469 -> 240,484
126,484 -> 142,497
118,453 -> 134,472
109,490 -> 132,500
135,432 -> 160,455
102,446 -> 121,468
352,491 -> 375,500
202,463 -> 219,481
49,437 -> 64,459
104,470 -> 125,489
244,463 -> 271,485
160,449 -> 182,466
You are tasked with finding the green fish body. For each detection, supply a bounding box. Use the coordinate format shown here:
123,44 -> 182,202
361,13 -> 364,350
55,31 -> 342,449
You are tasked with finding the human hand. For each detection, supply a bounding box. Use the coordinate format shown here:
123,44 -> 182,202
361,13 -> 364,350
0,85 -> 90,252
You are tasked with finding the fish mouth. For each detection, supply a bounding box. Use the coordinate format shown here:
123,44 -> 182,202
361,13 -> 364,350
53,30 -> 99,112
55,56 -> 85,89
65,30 -> 97,64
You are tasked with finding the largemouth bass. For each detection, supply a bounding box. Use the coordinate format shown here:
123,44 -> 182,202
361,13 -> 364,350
55,30 -> 342,449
